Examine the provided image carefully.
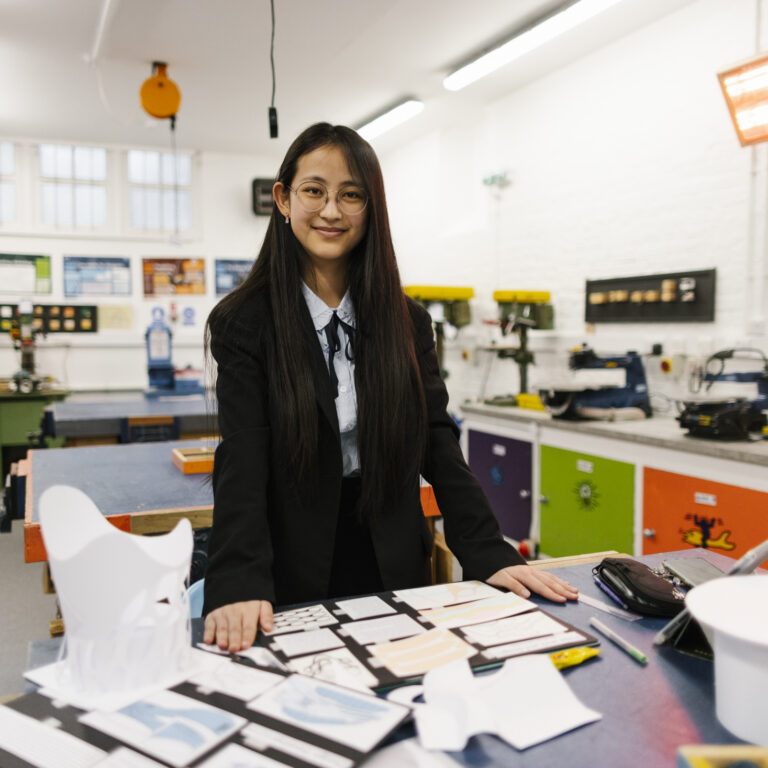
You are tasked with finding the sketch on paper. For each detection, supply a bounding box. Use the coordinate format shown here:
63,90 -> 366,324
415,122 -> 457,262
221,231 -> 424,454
418,593 -> 535,629
459,610 -> 568,648
262,604 -> 338,636
288,647 -> 379,691
394,581 -> 502,611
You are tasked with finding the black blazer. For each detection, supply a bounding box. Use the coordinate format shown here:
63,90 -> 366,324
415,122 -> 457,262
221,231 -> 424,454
203,288 -> 524,614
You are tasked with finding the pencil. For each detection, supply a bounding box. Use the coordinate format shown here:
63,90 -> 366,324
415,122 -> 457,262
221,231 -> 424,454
589,616 -> 648,665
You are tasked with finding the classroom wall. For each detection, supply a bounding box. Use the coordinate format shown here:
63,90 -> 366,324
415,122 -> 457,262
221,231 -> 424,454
381,0 -> 768,412
0,150 -> 274,390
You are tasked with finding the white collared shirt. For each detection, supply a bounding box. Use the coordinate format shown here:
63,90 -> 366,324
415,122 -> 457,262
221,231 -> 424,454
301,282 -> 359,476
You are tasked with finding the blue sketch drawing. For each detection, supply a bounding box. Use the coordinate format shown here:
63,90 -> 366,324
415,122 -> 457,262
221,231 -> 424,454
120,700 -> 237,743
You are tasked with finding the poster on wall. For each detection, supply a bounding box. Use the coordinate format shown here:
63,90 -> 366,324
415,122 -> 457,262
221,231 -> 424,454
63,256 -> 132,297
142,257 -> 205,296
98,305 -> 134,330
0,253 -> 51,294
215,258 -> 253,296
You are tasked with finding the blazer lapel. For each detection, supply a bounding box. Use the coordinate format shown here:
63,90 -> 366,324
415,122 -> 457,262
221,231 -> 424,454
299,300 -> 340,438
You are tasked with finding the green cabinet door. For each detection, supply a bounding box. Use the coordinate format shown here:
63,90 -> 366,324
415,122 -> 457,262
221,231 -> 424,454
539,444 -> 634,557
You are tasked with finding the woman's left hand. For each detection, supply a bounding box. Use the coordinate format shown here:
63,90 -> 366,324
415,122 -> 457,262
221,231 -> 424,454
487,565 -> 579,603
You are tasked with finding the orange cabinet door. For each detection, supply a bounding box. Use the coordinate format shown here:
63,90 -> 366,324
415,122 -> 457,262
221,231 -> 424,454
643,467 -> 768,563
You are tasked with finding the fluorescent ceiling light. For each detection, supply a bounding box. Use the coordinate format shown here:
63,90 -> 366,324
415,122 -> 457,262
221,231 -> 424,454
443,0 -> 626,92
356,99 -> 424,141
718,54 -> 768,146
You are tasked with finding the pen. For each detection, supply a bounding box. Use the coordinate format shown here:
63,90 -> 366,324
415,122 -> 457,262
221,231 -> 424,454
589,616 -> 648,665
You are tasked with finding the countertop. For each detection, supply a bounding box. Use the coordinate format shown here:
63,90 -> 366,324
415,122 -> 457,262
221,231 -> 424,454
459,401 -> 768,467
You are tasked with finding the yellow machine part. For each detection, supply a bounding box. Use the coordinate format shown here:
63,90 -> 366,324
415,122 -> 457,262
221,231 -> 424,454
493,290 -> 551,304
516,393 -> 546,411
405,285 -> 475,301
140,63 -> 181,119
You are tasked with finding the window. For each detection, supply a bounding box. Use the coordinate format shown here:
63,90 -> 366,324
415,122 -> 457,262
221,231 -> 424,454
0,141 -> 15,224
127,150 -> 192,233
39,144 -> 107,228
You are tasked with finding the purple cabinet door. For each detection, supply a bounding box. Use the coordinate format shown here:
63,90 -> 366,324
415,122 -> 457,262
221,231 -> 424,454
468,429 -> 532,541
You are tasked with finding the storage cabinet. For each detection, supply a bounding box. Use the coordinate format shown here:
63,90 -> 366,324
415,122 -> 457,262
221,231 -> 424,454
467,429 -> 532,541
539,445 -> 634,557
643,467 -> 768,560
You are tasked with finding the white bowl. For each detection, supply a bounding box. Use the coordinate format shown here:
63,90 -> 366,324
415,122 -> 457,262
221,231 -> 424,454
686,575 -> 768,745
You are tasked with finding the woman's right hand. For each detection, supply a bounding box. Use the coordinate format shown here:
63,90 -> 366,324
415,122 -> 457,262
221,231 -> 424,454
203,600 -> 274,652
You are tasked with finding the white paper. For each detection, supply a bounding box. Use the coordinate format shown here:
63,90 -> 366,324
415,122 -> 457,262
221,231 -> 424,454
482,630 -> 588,660
247,674 -> 408,752
288,647 -> 380,691
335,595 -> 396,620
393,581 -> 502,610
460,611 -> 567,647
419,593 -> 536,629
0,704 -> 106,768
188,659 -> 283,700
271,627 -> 344,657
236,645 -> 288,671
80,689 -> 246,768
27,649 -> 218,712
196,742 -> 287,767
242,722 -> 353,768
262,604 -> 338,635
415,656 -> 601,751
369,629 -> 477,678
342,614 -> 425,646
94,747 -> 166,767
37,485 -> 194,709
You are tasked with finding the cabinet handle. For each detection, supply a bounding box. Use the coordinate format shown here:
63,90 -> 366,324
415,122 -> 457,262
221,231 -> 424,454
519,489 -> 531,499
539,495 -> 549,504
643,528 -> 656,539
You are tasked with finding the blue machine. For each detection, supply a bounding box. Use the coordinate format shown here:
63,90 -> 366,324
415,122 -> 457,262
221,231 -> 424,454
145,307 -> 204,398
678,348 -> 768,440
540,345 -> 652,420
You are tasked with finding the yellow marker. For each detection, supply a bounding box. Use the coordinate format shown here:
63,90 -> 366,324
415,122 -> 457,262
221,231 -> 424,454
549,646 -> 602,670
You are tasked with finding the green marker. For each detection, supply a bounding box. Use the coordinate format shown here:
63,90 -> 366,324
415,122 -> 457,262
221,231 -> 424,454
589,617 -> 648,665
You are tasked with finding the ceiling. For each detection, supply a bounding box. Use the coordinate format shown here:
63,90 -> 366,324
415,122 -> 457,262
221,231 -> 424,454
0,0 -> 694,159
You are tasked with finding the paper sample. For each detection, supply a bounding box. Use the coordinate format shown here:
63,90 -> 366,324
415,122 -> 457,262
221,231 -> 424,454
188,659 -> 283,700
94,747 -> 166,767
341,614 -> 425,646
369,629 -> 478,678
236,645 -> 288,671
288,647 -> 380,691
196,742 -> 287,767
36,485 -> 194,710
418,593 -> 535,629
248,674 -> 408,752
483,629 -> 588,660
263,604 -> 338,635
394,581 -> 502,610
415,655 -> 601,751
270,627 -> 344,658
335,595 -> 396,620
242,722 -> 353,768
80,689 -> 246,767
0,704 -> 106,768
459,610 -> 568,647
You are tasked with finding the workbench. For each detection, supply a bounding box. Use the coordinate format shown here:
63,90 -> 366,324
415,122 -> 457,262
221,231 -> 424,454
43,391 -> 213,445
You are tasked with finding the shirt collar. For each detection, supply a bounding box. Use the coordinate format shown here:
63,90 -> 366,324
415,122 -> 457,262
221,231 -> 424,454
301,282 -> 356,332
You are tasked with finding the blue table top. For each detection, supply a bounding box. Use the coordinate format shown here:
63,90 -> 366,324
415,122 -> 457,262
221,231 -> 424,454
27,439 -> 215,523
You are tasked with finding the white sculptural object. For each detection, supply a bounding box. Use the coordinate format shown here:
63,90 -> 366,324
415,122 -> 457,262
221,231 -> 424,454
35,485 -> 195,707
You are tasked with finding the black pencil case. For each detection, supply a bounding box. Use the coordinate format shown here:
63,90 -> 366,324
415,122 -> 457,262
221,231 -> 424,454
593,557 -> 686,617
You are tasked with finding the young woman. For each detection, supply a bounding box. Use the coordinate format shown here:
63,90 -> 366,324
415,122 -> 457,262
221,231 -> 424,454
203,123 -> 577,652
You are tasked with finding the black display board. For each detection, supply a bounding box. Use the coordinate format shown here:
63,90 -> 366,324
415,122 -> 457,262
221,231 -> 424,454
585,269 -> 715,323
0,303 -> 98,333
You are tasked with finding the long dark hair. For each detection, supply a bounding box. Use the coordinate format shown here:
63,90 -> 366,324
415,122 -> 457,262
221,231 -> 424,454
207,123 -> 426,516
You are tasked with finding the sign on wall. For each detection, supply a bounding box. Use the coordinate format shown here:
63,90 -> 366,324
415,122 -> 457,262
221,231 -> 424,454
215,258 -> 253,296
63,256 -> 132,297
0,253 -> 51,294
142,257 -> 205,296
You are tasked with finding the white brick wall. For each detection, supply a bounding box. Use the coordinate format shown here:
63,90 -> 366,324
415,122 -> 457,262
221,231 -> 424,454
382,0 -> 768,412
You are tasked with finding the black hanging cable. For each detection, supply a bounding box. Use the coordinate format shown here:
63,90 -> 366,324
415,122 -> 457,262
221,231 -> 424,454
268,0 -> 278,138
170,113 -> 179,237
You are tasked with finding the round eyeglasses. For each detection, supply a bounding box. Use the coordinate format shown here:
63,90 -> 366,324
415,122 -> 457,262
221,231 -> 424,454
289,181 -> 368,215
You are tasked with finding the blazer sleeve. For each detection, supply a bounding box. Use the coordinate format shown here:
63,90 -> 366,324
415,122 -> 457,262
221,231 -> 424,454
203,315 -> 276,615
411,302 -> 526,579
